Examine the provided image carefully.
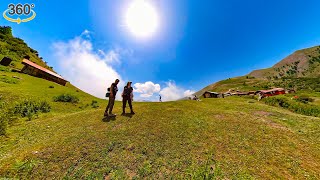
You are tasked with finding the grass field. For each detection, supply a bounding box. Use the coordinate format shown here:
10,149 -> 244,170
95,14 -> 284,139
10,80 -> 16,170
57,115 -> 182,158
1,70 -> 320,179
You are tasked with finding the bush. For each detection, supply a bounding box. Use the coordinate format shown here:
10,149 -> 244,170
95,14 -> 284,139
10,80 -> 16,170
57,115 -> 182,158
91,100 -> 99,108
53,94 -> 79,103
0,99 -> 51,135
263,96 -> 320,117
49,85 -> 54,88
0,76 -> 19,84
13,100 -> 51,121
0,65 -> 10,72
296,96 -> 314,104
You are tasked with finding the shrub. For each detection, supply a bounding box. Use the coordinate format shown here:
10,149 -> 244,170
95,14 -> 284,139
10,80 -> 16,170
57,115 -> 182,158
53,94 -> 79,103
13,100 -> 51,121
263,96 -> 320,117
91,100 -> 99,108
0,65 -> 10,72
49,85 -> 54,88
296,96 -> 314,104
0,76 -> 19,84
0,99 -> 50,135
12,100 -> 51,120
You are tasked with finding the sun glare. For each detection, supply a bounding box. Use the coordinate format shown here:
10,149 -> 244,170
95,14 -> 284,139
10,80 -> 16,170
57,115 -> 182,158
125,0 -> 159,38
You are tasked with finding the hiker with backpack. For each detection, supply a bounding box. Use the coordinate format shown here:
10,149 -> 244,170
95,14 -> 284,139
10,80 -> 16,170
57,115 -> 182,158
122,81 -> 135,115
104,79 -> 120,117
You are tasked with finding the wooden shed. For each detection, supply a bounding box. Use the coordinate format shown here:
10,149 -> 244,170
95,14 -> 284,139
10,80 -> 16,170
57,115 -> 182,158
0,57 -> 12,66
203,91 -> 220,98
21,59 -> 68,86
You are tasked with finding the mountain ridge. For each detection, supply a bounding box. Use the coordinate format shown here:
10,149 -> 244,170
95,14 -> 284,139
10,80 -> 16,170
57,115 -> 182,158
193,45 -> 320,97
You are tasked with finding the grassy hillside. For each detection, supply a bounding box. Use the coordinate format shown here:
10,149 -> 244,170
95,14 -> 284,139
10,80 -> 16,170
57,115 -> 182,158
249,45 -> 320,79
1,95 -> 320,179
0,26 -> 53,71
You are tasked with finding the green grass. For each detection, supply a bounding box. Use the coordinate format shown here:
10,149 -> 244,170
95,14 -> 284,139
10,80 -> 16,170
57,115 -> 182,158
1,71 -> 320,179
0,71 -> 105,115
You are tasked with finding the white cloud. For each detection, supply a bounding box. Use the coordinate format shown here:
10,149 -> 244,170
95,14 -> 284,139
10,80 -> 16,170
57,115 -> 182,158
159,81 -> 195,101
183,90 -> 195,97
133,81 -> 161,98
52,31 -> 124,99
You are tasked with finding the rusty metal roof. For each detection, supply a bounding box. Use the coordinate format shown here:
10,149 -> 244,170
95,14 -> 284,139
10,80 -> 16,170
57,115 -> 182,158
22,59 -> 66,80
259,88 -> 285,93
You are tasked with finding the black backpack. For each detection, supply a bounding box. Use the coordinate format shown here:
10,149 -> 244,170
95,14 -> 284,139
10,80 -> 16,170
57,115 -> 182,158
105,87 -> 111,97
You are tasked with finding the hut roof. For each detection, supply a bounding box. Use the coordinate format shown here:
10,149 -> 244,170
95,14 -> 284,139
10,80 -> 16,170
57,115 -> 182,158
258,88 -> 285,93
22,59 -> 65,80
204,91 -> 219,95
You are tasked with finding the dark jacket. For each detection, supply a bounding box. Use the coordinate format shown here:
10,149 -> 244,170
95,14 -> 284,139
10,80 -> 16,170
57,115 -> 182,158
111,83 -> 118,96
123,86 -> 133,98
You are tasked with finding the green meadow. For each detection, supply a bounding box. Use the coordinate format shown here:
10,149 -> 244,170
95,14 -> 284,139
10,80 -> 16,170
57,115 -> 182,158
1,69 -> 320,179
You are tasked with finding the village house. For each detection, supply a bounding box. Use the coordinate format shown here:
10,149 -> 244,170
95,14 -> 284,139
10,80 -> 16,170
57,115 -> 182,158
203,91 -> 220,98
256,88 -> 286,100
21,59 -> 68,86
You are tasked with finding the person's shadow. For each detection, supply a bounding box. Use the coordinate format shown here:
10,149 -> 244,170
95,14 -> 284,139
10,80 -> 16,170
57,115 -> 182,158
102,116 -> 116,122
121,113 -> 134,118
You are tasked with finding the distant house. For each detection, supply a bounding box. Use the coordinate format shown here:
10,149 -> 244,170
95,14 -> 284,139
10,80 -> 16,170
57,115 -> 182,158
21,59 -> 68,86
233,92 -> 249,96
256,88 -> 286,99
203,91 -> 220,98
0,57 -> 12,66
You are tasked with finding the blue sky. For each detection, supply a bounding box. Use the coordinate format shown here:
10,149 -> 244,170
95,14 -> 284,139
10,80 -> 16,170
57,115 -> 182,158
2,0 -> 320,101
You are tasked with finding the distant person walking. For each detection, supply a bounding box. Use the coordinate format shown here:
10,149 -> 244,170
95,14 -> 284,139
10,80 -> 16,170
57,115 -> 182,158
159,95 -> 162,102
122,81 -> 135,115
104,79 -> 119,117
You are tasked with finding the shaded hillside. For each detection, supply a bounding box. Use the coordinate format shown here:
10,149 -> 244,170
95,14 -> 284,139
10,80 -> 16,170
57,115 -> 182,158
0,26 -> 53,71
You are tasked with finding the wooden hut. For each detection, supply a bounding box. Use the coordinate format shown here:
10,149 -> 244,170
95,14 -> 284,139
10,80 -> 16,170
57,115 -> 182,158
203,91 -> 220,98
21,59 -> 68,86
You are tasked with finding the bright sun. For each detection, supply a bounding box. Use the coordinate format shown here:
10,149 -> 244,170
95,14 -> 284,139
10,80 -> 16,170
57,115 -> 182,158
125,0 -> 159,38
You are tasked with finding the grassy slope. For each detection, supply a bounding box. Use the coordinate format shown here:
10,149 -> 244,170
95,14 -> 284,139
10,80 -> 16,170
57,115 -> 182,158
0,71 -> 320,179
0,70 -> 104,115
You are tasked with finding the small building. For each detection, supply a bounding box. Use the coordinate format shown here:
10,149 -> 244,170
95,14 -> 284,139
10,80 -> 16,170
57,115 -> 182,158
256,88 -> 286,98
21,59 -> 68,86
203,91 -> 220,98
0,57 -> 12,66
233,92 -> 249,96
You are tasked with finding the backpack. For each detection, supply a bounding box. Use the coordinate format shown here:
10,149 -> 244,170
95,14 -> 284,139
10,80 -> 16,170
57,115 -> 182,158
105,87 -> 111,97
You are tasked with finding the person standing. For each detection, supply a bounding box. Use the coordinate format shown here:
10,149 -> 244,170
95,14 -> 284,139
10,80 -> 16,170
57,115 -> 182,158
159,95 -> 162,102
104,79 -> 120,117
122,81 -> 135,115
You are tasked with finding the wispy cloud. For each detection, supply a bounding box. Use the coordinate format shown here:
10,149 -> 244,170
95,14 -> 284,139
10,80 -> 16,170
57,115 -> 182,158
52,31 -> 124,99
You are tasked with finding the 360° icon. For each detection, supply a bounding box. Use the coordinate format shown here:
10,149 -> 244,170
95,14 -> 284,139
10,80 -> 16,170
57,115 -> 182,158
3,3 -> 36,24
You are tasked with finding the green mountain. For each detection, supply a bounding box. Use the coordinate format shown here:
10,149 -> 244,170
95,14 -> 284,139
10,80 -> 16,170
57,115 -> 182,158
249,45 -> 320,78
194,45 -> 320,97
0,26 -> 53,71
